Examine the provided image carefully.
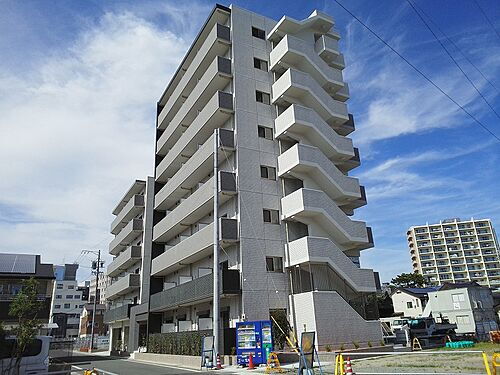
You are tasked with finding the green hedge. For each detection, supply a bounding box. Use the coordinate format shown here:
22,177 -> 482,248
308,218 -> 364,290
148,330 -> 212,356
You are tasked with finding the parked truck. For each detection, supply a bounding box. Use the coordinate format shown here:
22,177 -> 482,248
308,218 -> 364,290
394,317 -> 457,349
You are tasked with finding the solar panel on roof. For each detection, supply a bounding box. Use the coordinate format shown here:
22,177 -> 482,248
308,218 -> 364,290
0,254 -> 36,274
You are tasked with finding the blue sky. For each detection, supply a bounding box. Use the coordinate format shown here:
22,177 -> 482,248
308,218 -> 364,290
0,0 -> 499,282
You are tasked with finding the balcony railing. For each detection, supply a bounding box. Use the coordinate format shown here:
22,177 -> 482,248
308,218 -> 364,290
103,303 -> 134,324
150,269 -> 240,312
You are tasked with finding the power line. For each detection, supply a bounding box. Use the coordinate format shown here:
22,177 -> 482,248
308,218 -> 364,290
472,0 -> 500,42
331,0 -> 500,143
410,0 -> 499,94
405,0 -> 500,121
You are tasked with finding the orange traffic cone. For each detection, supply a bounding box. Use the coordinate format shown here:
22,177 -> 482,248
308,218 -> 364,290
248,353 -> 255,370
216,353 -> 223,369
344,357 -> 354,375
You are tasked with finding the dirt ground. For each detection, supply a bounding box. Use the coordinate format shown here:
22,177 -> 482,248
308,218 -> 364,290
322,343 -> 499,374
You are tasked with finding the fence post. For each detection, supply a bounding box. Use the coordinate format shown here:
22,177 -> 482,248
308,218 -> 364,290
482,352 -> 492,375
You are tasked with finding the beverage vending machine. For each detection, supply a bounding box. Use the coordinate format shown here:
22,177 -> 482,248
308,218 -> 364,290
236,320 -> 273,366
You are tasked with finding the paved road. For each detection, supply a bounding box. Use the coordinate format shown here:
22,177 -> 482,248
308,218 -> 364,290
59,355 -> 202,375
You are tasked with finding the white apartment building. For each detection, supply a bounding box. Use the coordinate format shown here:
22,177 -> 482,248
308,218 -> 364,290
89,274 -> 110,305
50,264 -> 86,338
104,178 -> 154,352
408,218 -> 500,289
145,4 -> 380,349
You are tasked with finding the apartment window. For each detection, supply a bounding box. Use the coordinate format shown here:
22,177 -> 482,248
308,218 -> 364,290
79,305 -> 84,308
68,285 -> 74,290
56,295 -> 62,299
452,293 -> 465,302
258,125 -> 273,140
407,302 -> 413,309
256,90 -> 271,105
54,305 -> 61,309
266,257 -> 283,272
263,209 -> 279,224
74,295 -> 80,299
56,284 -> 63,289
251,26 -> 266,40
67,295 -> 73,299
260,165 -> 276,180
456,315 -> 470,325
253,57 -> 268,71
64,303 -> 70,309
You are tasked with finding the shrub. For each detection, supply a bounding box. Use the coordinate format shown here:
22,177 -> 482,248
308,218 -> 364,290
379,340 -> 385,347
339,344 -> 345,351
325,345 -> 332,352
148,330 -> 212,356
352,341 -> 360,349
367,341 -> 372,347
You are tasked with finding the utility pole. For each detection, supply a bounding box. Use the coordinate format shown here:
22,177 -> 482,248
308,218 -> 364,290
213,128 -> 220,364
82,249 -> 102,354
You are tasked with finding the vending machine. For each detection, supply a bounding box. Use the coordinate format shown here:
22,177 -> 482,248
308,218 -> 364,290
236,320 -> 273,366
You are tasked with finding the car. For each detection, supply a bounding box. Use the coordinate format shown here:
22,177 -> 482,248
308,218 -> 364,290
0,336 -> 51,375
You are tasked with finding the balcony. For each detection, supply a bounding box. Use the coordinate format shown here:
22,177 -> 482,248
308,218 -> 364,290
285,236 -> 376,292
274,104 -> 354,162
151,218 -> 238,276
270,35 -> 348,101
107,246 -> 142,278
112,180 -> 146,215
278,143 -> 363,207
106,274 -> 140,301
110,195 -> 145,235
272,69 -> 349,129
103,303 -> 134,324
153,172 -> 236,243
156,92 -> 234,182
150,269 -> 240,312
109,219 -> 143,256
157,55 -> 232,132
315,34 -> 345,70
281,188 -> 372,250
157,23 -> 231,129
155,129 -> 234,209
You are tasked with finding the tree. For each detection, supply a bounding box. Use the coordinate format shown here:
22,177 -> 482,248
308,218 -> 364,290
1,278 -> 44,374
391,272 -> 426,288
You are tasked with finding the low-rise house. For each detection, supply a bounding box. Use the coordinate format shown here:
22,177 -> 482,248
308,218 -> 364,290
427,282 -> 498,339
79,303 -> 107,338
391,287 -> 439,317
0,253 -> 55,329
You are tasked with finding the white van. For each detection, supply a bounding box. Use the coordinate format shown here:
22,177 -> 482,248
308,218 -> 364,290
0,336 -> 51,375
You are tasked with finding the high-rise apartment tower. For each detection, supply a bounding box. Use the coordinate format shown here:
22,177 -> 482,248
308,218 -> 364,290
408,218 -> 500,289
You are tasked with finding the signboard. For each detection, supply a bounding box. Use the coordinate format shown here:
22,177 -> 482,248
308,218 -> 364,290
201,336 -> 214,368
298,331 -> 315,374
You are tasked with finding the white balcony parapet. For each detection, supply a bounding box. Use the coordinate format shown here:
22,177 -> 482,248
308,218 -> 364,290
281,188 -> 372,250
275,104 -> 354,162
155,130 -> 234,211
286,236 -> 376,292
157,23 -> 231,129
112,180 -> 145,215
153,172 -> 236,243
278,143 -> 361,205
268,10 -> 335,43
151,218 -> 238,276
270,34 -> 348,101
107,246 -> 142,278
110,195 -> 145,235
157,55 -> 232,149
156,91 -> 234,182
108,219 -> 143,256
106,274 -> 140,301
315,34 -> 346,70
272,69 -> 349,129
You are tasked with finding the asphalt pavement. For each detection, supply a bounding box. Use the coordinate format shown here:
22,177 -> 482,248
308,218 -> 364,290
56,354 -> 205,375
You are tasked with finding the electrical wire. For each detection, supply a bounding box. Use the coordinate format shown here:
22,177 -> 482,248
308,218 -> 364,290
331,0 -> 500,143
406,0 -> 500,121
410,0 -> 499,94
472,0 -> 500,42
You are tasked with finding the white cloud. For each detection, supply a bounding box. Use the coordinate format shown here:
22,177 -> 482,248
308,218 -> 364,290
0,6 -> 207,270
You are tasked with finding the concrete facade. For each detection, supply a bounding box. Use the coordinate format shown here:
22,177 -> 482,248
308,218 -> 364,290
408,218 -> 500,289
145,4 -> 381,349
